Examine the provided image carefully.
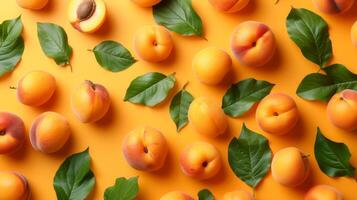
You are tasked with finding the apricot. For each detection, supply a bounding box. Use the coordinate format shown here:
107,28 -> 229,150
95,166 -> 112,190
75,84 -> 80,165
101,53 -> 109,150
16,0 -> 48,10
222,190 -> 255,200
231,21 -> 276,67
351,21 -> 357,48
208,0 -> 250,13
271,147 -> 309,187
17,71 -> 56,107
188,97 -> 228,137
179,142 -> 222,180
256,93 -> 299,135
160,191 -> 194,200
327,89 -> 357,131
68,0 -> 106,33
305,185 -> 343,200
131,0 -> 161,7
71,80 -> 111,123
312,0 -> 354,14
122,126 -> 168,172
30,112 -> 71,154
133,25 -> 173,62
0,171 -> 30,200
0,112 -> 26,155
192,47 -> 232,85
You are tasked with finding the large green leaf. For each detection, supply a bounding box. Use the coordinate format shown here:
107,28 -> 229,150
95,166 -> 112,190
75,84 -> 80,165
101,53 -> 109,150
198,189 -> 214,200
153,0 -> 203,37
169,88 -> 194,132
37,22 -> 72,66
222,78 -> 274,117
286,8 -> 332,68
104,177 -> 139,200
124,72 -> 176,107
314,128 -> 355,177
296,64 -> 357,102
53,148 -> 95,200
93,40 -> 136,72
228,124 -> 272,188
0,16 -> 24,77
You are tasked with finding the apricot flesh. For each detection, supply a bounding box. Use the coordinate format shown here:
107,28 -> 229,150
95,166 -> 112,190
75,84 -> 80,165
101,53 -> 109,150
16,0 -> 48,10
209,0 -> 250,13
305,185 -> 343,200
17,71 -> 56,107
271,147 -> 309,187
0,171 -> 30,200
222,190 -> 255,200
188,97 -> 228,137
132,0 -> 161,7
160,191 -> 194,200
30,112 -> 71,154
192,47 -> 232,85
312,0 -> 354,14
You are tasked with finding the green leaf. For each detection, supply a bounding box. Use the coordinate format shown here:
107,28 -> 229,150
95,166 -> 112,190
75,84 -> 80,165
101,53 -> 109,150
198,189 -> 214,200
93,40 -> 136,72
0,16 -> 24,77
286,8 -> 332,68
169,87 -> 194,131
153,0 -> 203,37
296,64 -> 357,102
228,124 -> 272,188
124,72 -> 176,107
104,177 -> 139,200
53,148 -> 95,200
222,78 -> 274,117
37,22 -> 72,66
314,128 -> 355,177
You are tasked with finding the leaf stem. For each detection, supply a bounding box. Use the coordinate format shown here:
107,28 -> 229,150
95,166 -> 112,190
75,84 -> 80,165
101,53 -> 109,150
182,81 -> 189,90
69,62 -> 73,72
275,0 -> 280,4
9,86 -> 17,90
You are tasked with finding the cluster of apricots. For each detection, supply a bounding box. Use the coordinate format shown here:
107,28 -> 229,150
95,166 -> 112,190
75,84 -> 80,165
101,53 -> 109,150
1,0 -> 357,199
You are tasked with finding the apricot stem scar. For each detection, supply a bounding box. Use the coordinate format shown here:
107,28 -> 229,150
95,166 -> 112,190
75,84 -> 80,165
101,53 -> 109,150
0,130 -> 6,136
143,146 -> 148,153
202,161 -> 208,167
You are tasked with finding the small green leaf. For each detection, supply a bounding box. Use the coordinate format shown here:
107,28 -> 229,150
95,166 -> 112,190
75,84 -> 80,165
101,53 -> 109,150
93,40 -> 136,72
37,22 -> 72,66
296,64 -> 357,102
314,128 -> 355,177
222,78 -> 274,117
0,16 -> 24,77
198,189 -> 214,200
153,0 -> 203,37
286,8 -> 332,68
169,87 -> 194,131
124,72 -> 176,107
104,177 -> 139,200
228,124 -> 272,188
53,148 -> 95,200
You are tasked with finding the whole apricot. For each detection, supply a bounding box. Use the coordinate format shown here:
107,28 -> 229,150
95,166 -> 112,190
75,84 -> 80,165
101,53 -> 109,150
179,142 -> 222,180
68,0 -> 107,33
231,21 -> 276,67
132,0 -> 161,7
0,112 -> 26,155
208,0 -> 250,13
305,185 -> 343,200
134,25 -> 173,62
351,21 -> 357,48
188,97 -> 228,137
16,0 -> 49,10
71,80 -> 111,123
122,126 -> 168,172
160,191 -> 194,200
0,171 -> 30,200
271,147 -> 309,187
17,71 -> 56,107
222,190 -> 255,200
327,89 -> 357,131
192,47 -> 232,85
312,0 -> 354,14
256,93 -> 299,135
30,112 -> 71,154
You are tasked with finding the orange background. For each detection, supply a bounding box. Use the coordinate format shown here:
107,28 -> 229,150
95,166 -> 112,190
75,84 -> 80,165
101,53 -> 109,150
1,0 -> 357,199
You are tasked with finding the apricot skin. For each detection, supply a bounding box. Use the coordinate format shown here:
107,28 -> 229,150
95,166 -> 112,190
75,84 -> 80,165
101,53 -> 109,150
0,171 -> 30,200
208,0 -> 250,13
305,185 -> 343,200
122,127 -> 168,172
192,47 -> 232,85
0,112 -> 26,155
327,89 -> 357,131
30,112 -> 71,154
160,191 -> 194,200
231,21 -> 276,67
71,80 -> 111,123
179,142 -> 222,180
312,0 -> 354,14
256,93 -> 299,135
16,0 -> 48,10
271,147 -> 309,187
17,71 -> 56,107
132,0 -> 161,7
134,25 -> 173,62
351,22 -> 357,48
222,190 -> 255,200
188,97 -> 228,137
